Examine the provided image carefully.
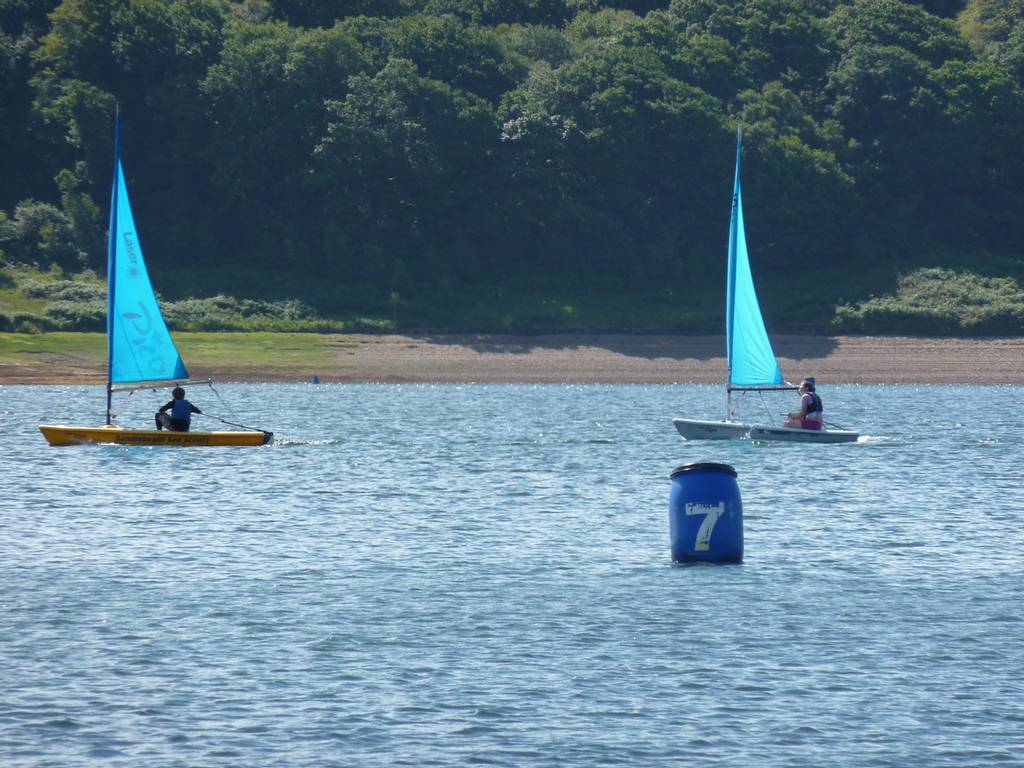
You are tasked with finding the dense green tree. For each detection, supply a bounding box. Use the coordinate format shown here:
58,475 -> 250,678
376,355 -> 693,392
501,13 -> 727,285
930,58 -> 1024,245
666,0 -> 834,104
1001,21 -> 1024,79
735,82 -> 855,268
387,13 -> 523,100
905,0 -> 966,17
0,0 -> 1021,328
34,0 -> 188,105
496,22 -> 573,67
339,13 -> 522,102
315,56 -> 497,286
54,165 -> 102,267
31,0 -> 228,256
0,0 -> 58,207
422,0 -> 572,26
958,0 -> 1024,80
827,0 -> 969,66
201,20 -> 367,271
264,0 -> 423,28
824,0 -> 1024,256
570,0 -> 672,14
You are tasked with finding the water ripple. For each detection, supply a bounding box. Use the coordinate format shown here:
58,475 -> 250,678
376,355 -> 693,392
1,383 -> 1023,767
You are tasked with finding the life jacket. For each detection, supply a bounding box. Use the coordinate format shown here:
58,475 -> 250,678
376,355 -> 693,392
171,399 -> 193,421
805,392 -> 822,415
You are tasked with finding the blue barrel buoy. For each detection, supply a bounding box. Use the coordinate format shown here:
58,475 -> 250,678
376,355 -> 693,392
312,375 -> 321,384
669,463 -> 743,563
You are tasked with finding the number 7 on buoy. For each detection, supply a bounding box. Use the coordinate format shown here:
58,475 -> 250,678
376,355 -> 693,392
685,502 -> 725,552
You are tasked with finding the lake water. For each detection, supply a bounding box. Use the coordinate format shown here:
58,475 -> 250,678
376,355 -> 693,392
1,383 -> 1022,767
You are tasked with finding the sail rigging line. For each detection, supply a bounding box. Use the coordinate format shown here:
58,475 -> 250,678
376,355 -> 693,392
108,388 -> 134,422
204,382 -> 270,435
824,419 -> 851,431
199,412 -> 271,435
206,380 -> 244,423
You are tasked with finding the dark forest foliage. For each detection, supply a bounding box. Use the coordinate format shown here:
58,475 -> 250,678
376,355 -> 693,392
2,0 -> 1024,332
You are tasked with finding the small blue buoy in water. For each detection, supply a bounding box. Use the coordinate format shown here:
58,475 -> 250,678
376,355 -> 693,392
669,463 -> 743,563
312,375 -> 320,384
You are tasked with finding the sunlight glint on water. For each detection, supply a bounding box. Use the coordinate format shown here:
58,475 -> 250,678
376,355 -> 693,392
1,383 -> 1022,767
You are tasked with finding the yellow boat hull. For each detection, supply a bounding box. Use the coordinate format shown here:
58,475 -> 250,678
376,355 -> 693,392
39,424 -> 272,447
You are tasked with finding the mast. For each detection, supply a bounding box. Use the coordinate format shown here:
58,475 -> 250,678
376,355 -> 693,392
725,125 -> 742,420
105,103 -> 120,425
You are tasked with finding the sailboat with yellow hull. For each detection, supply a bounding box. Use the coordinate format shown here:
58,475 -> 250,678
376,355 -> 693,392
39,107 -> 272,447
39,424 -> 271,447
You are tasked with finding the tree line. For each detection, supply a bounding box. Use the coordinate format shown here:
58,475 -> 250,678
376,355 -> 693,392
2,0 -> 1023,329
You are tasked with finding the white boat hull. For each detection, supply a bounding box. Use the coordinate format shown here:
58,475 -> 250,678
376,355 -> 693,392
672,419 -> 753,440
673,418 -> 858,444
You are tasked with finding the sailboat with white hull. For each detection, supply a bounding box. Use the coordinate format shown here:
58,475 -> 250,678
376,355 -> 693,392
673,129 -> 858,444
38,106 -> 272,447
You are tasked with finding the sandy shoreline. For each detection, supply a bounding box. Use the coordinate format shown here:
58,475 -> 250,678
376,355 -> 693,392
2,334 -> 1023,385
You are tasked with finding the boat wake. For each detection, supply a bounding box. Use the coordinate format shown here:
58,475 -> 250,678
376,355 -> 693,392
272,438 -> 341,447
856,435 -> 893,444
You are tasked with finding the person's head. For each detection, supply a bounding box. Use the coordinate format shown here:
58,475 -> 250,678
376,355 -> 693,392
800,377 -> 816,393
172,386 -> 185,399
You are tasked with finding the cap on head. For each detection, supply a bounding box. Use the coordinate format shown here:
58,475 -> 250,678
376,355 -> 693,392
802,377 -> 816,391
172,386 -> 185,399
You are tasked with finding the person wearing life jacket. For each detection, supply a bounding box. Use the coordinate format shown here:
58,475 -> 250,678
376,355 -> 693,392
784,377 -> 823,430
155,386 -> 202,431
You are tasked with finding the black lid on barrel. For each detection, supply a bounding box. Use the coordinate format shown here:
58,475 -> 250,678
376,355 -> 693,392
670,462 -> 737,479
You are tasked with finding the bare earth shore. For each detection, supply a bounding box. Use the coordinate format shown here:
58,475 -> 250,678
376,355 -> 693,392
2,334 -> 1023,385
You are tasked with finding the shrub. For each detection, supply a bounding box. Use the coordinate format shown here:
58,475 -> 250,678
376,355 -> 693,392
0,200 -> 85,271
163,295 -> 320,331
20,278 -> 106,302
833,268 -> 1024,335
43,300 -> 106,331
0,311 -> 59,333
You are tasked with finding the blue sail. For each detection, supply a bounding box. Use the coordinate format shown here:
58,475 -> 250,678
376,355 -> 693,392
107,115 -> 188,385
725,131 -> 784,388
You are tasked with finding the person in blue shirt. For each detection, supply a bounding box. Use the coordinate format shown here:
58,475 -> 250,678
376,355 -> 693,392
155,386 -> 202,432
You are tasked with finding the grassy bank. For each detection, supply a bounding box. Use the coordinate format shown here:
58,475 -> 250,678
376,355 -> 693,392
0,332 -> 346,372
